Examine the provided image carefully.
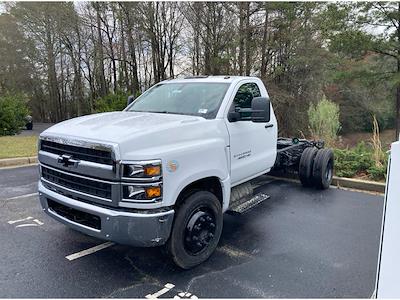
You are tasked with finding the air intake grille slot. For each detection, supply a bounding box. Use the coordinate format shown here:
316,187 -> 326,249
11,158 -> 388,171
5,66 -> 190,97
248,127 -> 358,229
48,199 -> 101,230
41,140 -> 113,165
42,166 -> 112,199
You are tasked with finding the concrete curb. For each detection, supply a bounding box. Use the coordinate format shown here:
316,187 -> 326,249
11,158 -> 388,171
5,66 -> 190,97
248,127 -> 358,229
267,173 -> 386,194
331,176 -> 386,194
0,156 -> 38,168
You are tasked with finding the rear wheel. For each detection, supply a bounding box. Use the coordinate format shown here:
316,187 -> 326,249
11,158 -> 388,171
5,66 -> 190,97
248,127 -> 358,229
166,191 -> 223,269
299,147 -> 318,187
312,149 -> 334,189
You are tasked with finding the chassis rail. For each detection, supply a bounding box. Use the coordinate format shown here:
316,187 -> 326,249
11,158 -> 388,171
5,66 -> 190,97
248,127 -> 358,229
273,137 -> 324,170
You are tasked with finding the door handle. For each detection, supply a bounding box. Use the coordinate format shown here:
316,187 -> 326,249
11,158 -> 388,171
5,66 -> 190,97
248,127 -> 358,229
265,124 -> 274,129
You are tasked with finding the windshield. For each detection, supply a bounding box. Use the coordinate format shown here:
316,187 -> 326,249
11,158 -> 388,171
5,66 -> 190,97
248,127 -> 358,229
126,82 -> 229,119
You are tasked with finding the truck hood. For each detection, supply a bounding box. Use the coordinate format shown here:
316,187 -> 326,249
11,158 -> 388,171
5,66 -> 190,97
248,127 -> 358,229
41,111 -> 228,159
42,111 -> 206,143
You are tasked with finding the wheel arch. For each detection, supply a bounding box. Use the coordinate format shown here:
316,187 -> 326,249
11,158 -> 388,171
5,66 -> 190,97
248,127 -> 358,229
174,176 -> 230,211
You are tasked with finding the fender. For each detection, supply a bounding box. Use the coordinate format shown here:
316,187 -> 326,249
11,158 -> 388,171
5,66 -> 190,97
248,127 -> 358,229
171,171 -> 231,213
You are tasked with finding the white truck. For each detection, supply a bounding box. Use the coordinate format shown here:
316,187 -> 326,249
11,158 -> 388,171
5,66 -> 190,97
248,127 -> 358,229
38,76 -> 334,269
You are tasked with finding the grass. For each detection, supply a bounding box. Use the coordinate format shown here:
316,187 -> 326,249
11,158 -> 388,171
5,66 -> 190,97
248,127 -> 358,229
0,136 -> 38,159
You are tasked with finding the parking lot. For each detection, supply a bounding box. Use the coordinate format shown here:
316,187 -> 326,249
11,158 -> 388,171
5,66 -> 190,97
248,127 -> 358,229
0,165 -> 383,298
18,123 -> 54,136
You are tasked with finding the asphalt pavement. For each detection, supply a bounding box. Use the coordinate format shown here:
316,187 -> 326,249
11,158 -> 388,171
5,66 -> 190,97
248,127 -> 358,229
0,165 -> 384,298
19,123 -> 54,136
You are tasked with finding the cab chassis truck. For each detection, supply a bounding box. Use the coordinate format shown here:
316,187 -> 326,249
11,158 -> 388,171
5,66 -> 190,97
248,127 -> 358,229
38,76 -> 334,269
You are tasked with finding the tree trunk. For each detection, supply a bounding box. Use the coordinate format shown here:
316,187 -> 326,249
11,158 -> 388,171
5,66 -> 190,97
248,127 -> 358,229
260,5 -> 269,79
245,2 -> 251,76
204,3 -> 212,75
125,7 -> 140,95
194,2 -> 201,75
148,3 -> 160,83
120,17 -> 130,92
45,19 -> 61,122
102,7 -> 117,93
238,3 -> 245,75
95,3 -> 107,97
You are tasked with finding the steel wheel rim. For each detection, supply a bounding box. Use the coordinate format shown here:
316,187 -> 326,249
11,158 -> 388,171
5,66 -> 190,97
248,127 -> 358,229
184,208 -> 216,255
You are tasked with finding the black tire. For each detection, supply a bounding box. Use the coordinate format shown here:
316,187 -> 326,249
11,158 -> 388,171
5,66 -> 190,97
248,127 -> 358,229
299,147 -> 318,187
166,191 -> 223,269
312,148 -> 334,189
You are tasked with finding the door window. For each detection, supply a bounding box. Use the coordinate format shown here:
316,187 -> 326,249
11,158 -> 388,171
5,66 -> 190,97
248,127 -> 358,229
231,82 -> 261,119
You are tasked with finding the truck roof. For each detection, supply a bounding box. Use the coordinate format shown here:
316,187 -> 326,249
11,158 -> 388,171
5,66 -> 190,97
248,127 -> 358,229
161,76 -> 261,85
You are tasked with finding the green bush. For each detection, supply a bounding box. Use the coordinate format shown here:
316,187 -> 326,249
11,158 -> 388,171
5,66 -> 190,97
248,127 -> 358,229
334,142 -> 388,181
0,93 -> 29,136
308,96 -> 341,146
368,164 -> 388,181
94,91 -> 129,113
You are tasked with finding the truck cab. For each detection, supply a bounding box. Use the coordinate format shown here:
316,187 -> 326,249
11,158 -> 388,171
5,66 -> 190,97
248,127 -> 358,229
38,76 -> 331,268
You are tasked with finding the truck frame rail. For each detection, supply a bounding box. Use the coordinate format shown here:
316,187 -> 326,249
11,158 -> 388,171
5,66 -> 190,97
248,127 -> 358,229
274,137 -> 324,170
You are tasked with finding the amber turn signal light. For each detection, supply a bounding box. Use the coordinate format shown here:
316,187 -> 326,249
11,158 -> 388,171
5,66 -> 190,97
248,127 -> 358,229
145,186 -> 161,198
144,165 -> 161,176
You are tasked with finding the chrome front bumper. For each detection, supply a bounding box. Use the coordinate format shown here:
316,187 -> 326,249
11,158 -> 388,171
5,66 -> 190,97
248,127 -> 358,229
38,181 -> 174,247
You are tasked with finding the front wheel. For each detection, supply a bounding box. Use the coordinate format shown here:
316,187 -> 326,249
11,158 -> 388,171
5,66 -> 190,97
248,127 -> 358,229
166,191 -> 223,269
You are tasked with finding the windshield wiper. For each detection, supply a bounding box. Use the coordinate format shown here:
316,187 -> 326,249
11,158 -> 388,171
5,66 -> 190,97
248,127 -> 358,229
130,110 -> 171,114
151,110 -> 172,114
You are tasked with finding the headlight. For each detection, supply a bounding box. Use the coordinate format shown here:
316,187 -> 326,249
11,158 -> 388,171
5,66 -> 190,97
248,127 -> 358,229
122,184 -> 162,202
121,160 -> 162,203
122,160 -> 162,179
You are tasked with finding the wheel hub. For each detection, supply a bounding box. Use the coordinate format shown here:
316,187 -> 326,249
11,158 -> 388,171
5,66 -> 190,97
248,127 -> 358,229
184,210 -> 216,255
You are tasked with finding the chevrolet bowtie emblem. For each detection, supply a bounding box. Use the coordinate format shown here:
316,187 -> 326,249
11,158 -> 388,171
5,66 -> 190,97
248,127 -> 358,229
57,154 -> 79,168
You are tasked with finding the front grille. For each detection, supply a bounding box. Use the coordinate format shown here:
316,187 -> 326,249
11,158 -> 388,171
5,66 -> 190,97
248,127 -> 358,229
42,166 -> 112,199
48,199 -> 101,230
41,140 -> 113,165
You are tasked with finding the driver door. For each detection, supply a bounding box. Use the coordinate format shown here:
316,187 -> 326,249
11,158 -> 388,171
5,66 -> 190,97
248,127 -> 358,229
225,81 -> 277,186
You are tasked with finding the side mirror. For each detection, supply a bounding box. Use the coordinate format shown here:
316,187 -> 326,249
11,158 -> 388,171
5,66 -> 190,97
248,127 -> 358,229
251,97 -> 271,123
228,111 -> 241,122
127,95 -> 135,106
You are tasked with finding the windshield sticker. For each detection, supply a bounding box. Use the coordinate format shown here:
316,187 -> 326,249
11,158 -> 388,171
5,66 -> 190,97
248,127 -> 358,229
198,108 -> 208,114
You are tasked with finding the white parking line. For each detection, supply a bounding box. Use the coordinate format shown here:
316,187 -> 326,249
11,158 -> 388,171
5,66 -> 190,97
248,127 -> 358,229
33,219 -> 44,225
16,224 -> 39,228
3,192 -> 38,201
174,292 -> 198,299
145,283 -> 175,299
7,216 -> 33,224
65,242 -> 115,261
